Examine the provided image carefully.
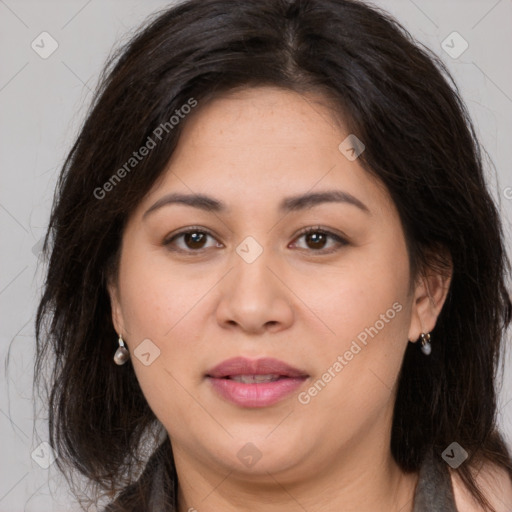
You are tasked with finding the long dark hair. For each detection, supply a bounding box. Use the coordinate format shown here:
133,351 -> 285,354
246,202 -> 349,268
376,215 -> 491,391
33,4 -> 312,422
35,0 -> 512,510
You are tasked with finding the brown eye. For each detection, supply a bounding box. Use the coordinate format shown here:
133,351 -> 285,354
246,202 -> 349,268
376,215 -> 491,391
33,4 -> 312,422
163,227 -> 222,253
291,227 -> 348,254
304,231 -> 328,250
181,231 -> 208,249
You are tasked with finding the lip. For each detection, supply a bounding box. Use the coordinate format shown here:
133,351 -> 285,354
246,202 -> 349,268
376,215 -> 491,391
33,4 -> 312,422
206,357 -> 309,408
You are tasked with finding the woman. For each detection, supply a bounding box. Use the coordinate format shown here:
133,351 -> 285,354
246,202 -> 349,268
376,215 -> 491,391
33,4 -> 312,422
35,0 -> 512,510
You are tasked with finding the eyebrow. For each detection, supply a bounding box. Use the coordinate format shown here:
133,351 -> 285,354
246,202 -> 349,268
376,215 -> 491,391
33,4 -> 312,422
143,189 -> 370,219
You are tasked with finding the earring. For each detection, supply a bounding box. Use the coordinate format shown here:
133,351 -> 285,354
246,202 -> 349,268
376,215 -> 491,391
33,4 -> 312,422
114,334 -> 130,365
419,332 -> 432,355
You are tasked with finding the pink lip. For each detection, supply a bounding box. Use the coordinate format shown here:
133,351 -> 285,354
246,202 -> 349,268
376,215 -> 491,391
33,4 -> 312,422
206,357 -> 309,408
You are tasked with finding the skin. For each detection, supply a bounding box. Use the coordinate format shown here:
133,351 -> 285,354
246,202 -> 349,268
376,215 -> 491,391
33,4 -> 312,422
108,86 -> 453,511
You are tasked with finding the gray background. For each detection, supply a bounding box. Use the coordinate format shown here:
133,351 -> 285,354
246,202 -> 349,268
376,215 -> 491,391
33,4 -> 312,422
1,0 -> 511,510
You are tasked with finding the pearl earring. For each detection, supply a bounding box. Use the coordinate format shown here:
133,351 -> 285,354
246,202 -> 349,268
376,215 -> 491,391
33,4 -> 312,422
114,334 -> 130,365
419,332 -> 432,355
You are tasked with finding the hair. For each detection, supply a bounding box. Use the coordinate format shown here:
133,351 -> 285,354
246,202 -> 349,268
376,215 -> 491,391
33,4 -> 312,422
34,0 -> 512,510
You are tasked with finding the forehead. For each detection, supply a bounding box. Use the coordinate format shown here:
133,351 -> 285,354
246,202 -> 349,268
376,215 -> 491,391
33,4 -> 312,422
177,86 -> 343,150
135,86 -> 394,220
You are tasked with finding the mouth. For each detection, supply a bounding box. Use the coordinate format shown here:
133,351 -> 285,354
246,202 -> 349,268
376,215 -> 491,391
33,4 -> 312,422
206,357 -> 309,408
226,374 -> 287,383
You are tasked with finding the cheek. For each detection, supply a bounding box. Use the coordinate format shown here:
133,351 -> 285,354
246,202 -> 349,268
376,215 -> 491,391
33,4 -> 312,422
116,245 -> 219,403
118,243 -> 211,340
308,234 -> 411,350
296,305 -> 411,453
297,236 -> 412,416
116,250 -> 207,431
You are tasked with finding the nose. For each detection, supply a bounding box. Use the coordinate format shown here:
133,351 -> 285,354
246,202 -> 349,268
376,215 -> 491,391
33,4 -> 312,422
215,246 -> 294,335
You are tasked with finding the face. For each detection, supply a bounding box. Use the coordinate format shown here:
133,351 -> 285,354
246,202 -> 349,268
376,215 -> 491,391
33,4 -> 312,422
109,86 -> 445,482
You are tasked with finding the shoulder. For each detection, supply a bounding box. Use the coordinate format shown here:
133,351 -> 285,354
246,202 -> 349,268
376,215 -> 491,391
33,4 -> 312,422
450,460 -> 512,512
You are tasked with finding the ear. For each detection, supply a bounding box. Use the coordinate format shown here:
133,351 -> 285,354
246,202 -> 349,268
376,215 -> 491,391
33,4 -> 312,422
107,277 -> 125,337
408,257 -> 453,343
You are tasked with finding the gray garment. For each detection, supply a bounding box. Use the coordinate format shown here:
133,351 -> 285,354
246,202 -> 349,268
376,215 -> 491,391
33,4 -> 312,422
412,448 -> 458,511
107,443 -> 459,511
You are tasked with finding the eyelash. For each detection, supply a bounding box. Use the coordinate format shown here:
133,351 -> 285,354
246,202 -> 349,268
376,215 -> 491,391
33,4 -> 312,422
162,225 -> 348,255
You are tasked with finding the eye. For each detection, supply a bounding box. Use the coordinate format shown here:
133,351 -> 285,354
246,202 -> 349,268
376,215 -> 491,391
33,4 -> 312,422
290,226 -> 348,254
163,227 -> 222,253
